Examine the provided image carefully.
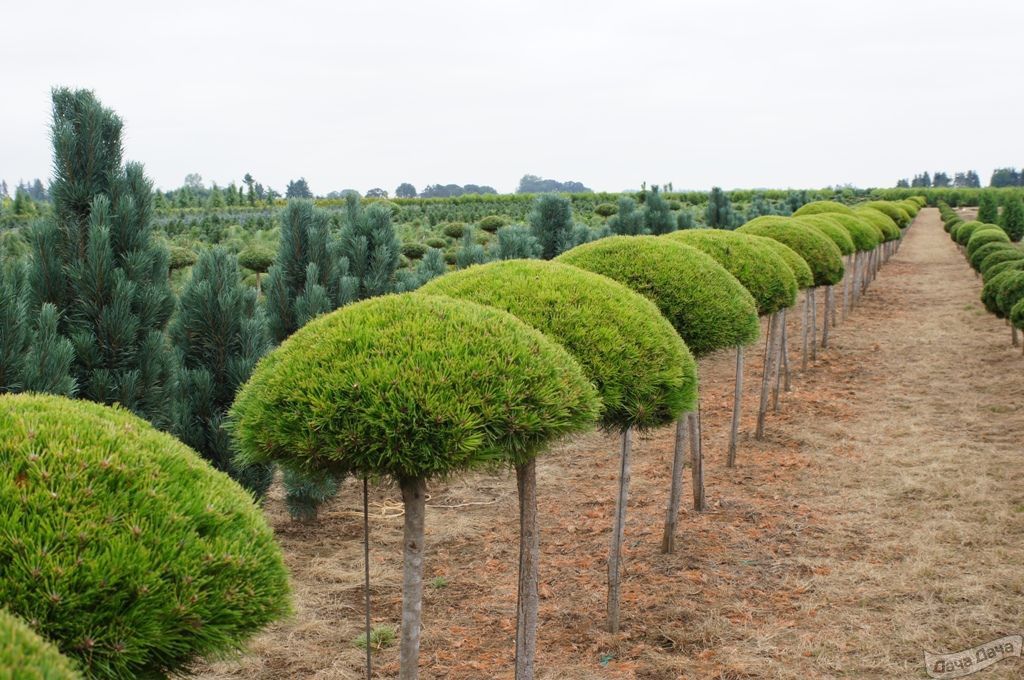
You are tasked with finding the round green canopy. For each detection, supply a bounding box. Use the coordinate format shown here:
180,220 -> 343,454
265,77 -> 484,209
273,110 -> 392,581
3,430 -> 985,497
737,216 -> 845,286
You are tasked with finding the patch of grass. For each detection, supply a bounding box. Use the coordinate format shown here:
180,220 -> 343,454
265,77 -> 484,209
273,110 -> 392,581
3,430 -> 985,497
431,576 -> 449,589
353,624 -> 397,651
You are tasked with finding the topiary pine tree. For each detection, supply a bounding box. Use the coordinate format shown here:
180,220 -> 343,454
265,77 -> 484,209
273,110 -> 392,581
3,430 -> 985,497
643,186 -> 676,235
27,88 -> 177,428
705,186 -> 736,229
171,247 -> 275,498
529,193 -> 576,259
338,193 -> 402,299
999,195 -> 1024,242
977,192 -> 999,223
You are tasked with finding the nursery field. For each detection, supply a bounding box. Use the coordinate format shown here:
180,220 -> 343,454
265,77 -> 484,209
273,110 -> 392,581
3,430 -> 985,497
193,208 -> 1024,679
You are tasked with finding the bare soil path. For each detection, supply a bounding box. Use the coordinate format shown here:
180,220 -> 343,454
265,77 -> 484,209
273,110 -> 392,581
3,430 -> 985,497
197,208 -> 1024,679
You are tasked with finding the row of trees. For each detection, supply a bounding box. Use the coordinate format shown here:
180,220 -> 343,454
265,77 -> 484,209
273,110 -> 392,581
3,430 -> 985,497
896,170 -> 982,188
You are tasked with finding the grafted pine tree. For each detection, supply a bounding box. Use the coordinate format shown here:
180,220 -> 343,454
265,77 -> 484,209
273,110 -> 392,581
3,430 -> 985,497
28,88 -> 177,428
171,247 -> 275,498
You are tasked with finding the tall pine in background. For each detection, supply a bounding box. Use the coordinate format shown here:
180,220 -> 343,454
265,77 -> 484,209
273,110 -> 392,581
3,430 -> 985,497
978,192 -> 999,223
171,247 -> 275,498
264,199 -> 357,519
28,88 -> 177,427
529,194 -> 576,259
337,193 -> 401,299
999,195 -> 1024,242
643,186 -> 676,235
705,186 -> 737,229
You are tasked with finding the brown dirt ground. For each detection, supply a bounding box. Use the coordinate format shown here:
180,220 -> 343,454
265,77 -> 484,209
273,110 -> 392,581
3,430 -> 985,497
195,208 -> 1024,679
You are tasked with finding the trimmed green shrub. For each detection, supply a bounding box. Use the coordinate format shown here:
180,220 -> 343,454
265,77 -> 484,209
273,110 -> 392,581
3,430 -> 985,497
793,215 -> 856,255
999,195 -> 1024,241
980,248 -> 1024,279
944,217 -> 963,235
966,228 -> 1010,261
0,609 -> 80,679
853,207 -> 900,241
0,394 -> 291,679
737,216 -> 845,287
421,259 -> 697,431
478,215 -> 507,233
238,244 -> 275,275
983,258 -> 1024,284
969,242 -> 1017,272
862,201 -> 910,228
747,235 -> 814,289
954,220 -> 987,246
442,221 -> 468,239
425,236 -> 447,249
1011,297 -> 1024,330
401,242 -> 428,260
231,292 -> 599,484
977,192 -> 999,224
995,271 -> 1024,318
663,229 -> 797,316
595,202 -> 618,218
897,199 -> 921,218
792,200 -> 854,217
168,246 -> 197,271
822,214 -> 880,252
556,235 -> 759,357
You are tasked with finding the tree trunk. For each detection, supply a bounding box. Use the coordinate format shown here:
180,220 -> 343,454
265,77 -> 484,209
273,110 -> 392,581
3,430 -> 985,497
1012,325 -> 1020,348
781,309 -> 792,392
689,408 -> 705,512
809,287 -> 817,362
400,478 -> 427,680
801,293 -> 810,371
363,476 -> 372,680
830,283 -> 838,328
756,313 -> 776,439
726,346 -> 743,468
842,255 -> 852,320
607,428 -> 632,633
853,252 -> 861,305
515,460 -> 539,680
822,286 -> 831,348
662,416 -> 688,553
772,308 -> 785,413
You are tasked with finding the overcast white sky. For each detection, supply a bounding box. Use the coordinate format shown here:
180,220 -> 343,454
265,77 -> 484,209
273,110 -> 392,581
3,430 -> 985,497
2,0 -> 1022,195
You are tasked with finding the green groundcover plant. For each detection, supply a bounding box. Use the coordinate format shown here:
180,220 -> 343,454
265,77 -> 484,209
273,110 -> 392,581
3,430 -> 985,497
0,609 -> 81,679
662,229 -> 797,316
0,394 -> 291,679
737,217 -> 844,287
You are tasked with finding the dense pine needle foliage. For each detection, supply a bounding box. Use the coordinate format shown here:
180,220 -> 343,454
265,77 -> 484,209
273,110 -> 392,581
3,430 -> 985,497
737,217 -> 845,286
0,394 -> 291,679
0,609 -> 81,679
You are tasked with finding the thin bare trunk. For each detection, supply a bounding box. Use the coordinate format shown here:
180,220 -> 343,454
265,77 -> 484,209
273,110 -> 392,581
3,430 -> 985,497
822,286 -> 831,348
842,255 -> 851,320
757,313 -> 776,439
1012,325 -> 1020,348
801,293 -> 810,371
400,478 -> 427,680
363,477 -> 372,680
810,287 -> 818,361
781,310 -> 792,392
689,409 -> 705,511
515,460 -> 539,680
726,347 -> 743,468
772,308 -> 786,413
830,283 -> 838,328
607,428 -> 632,633
661,416 -> 688,553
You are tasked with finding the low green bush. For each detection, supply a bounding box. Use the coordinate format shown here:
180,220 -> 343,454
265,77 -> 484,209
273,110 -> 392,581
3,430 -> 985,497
402,242 -> 428,259
425,236 -> 447,249
792,200 -> 854,217
969,242 -> 1016,271
980,248 -> 1024,279
995,271 -> 1024,318
421,259 -> 697,431
954,220 -> 987,246
945,217 -> 963,235
478,215 -> 507,233
0,394 -> 291,679
231,293 -> 600,478
983,258 -> 1024,283
556,235 -> 759,357
595,203 -> 618,217
793,215 -> 856,255
663,229 -> 797,316
0,609 -> 80,679
442,221 -> 468,238
1011,297 -> 1024,330
168,246 -> 197,271
737,216 -> 844,286
966,228 -> 1010,261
